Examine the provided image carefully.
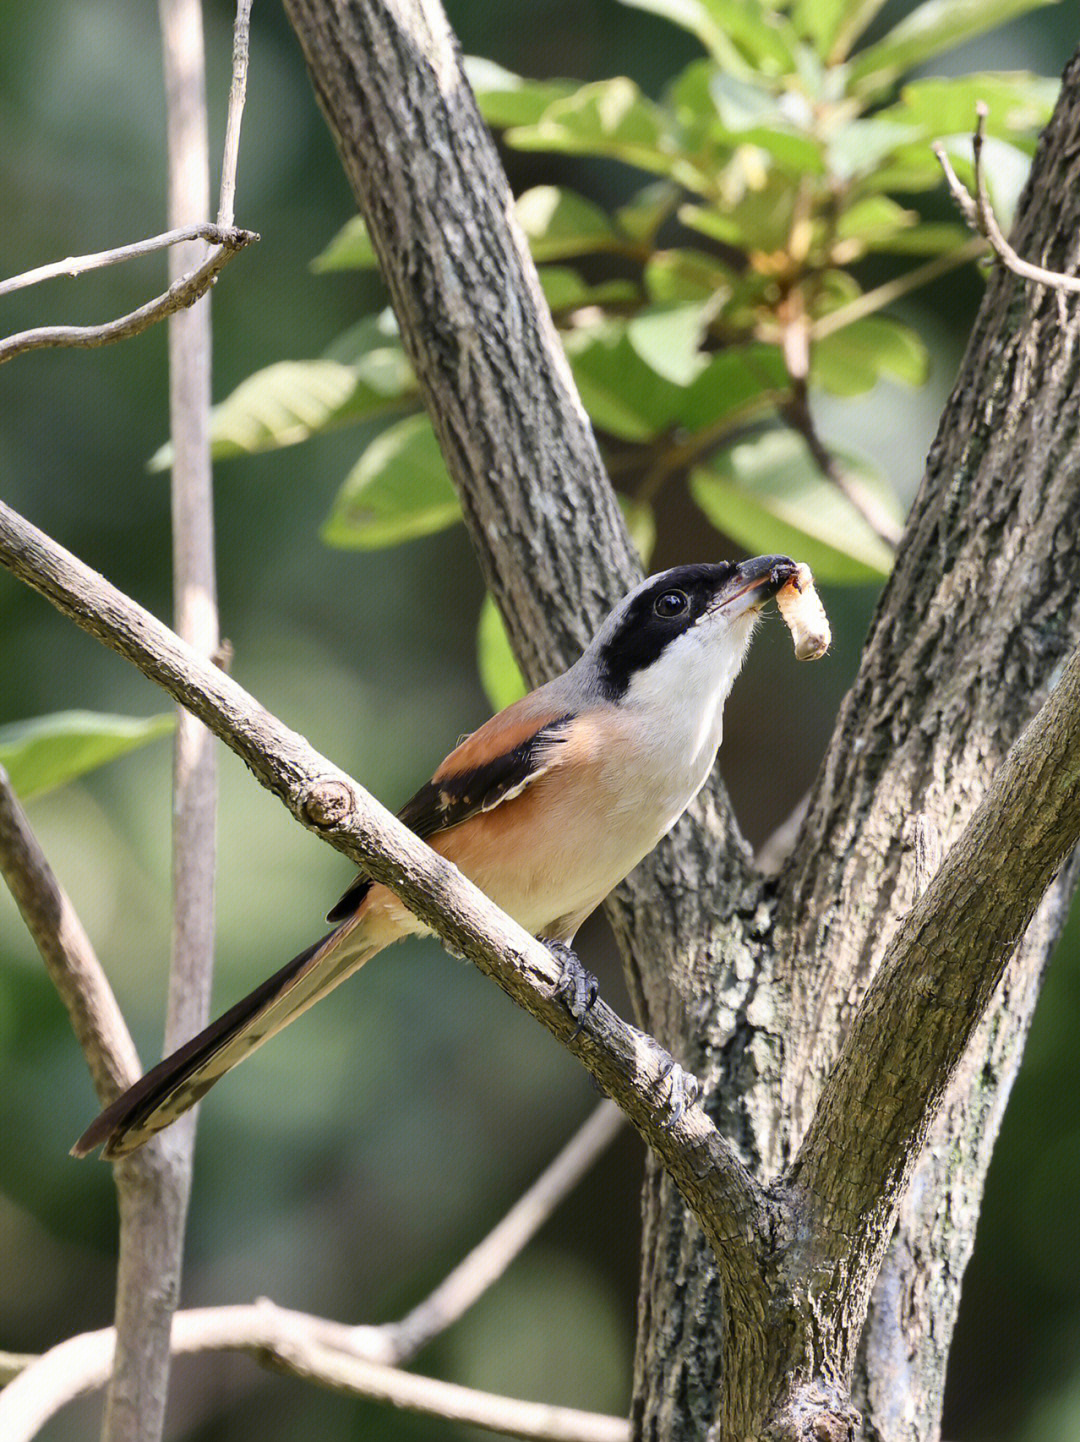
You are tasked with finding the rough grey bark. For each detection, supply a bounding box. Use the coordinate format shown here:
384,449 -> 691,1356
275,5 -> 1080,1438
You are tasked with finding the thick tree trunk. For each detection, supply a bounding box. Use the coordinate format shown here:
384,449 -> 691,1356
280,5 -> 1080,1436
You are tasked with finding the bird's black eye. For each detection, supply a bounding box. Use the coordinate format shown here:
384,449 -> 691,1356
654,590 -> 688,619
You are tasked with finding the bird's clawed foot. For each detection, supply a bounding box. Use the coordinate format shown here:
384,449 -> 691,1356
546,941 -> 600,1040
657,1057 -> 701,1128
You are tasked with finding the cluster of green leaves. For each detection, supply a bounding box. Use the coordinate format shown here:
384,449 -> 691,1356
154,0 -> 1056,711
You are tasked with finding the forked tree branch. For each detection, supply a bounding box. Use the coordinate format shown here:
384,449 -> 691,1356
0,230 -> 256,365
0,497 -> 770,1287
788,645 -> 1080,1369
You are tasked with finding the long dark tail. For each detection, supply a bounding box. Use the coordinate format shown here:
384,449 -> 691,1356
72,916 -> 376,1160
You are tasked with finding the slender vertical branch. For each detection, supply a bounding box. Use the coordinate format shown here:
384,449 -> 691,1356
101,3 -> 221,1440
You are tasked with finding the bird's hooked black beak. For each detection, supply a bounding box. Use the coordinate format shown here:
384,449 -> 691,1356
715,555 -> 798,616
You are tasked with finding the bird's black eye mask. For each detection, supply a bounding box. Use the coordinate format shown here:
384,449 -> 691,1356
596,563 -> 736,699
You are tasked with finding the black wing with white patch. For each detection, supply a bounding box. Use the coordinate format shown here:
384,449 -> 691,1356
325,713 -> 574,923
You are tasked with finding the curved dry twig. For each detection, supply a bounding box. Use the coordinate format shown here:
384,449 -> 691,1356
0,1301 -> 629,1442
0,229 -> 257,366
0,224 -> 248,298
935,103 -> 1080,294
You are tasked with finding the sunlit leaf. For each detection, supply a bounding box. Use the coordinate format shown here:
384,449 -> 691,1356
506,78 -> 711,192
835,195 -> 920,247
677,344 -> 788,431
827,118 -> 924,181
564,324 -> 688,440
860,221 -> 973,254
876,72 -> 1058,140
477,593 -> 527,712
311,215 -> 379,272
645,248 -> 733,302
515,186 -> 619,261
0,711 -> 175,799
616,181 -> 682,242
690,431 -> 897,581
616,0 -> 800,73
322,414 -> 461,550
849,0 -> 1057,98
812,316 -> 928,395
830,197 -> 971,257
627,301 -> 710,384
463,56 -> 575,128
790,0 -> 850,55
151,316 -> 417,469
680,174 -> 797,250
671,62 -> 825,173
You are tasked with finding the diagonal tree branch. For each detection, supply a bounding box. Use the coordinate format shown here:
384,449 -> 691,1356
0,496 -> 769,1285
787,645 -> 1080,1373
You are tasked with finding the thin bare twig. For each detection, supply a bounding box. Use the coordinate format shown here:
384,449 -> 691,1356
934,104 -> 1080,295
810,237 -> 987,341
367,1100 -> 625,1365
0,224 -> 249,299
0,1302 -> 629,1442
778,320 -> 901,549
217,0 -> 252,227
0,231 -> 256,366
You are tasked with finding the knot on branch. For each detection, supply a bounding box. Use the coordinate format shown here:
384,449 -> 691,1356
768,1381 -> 860,1442
301,779 -> 356,829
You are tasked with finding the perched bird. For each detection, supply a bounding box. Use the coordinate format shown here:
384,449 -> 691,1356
74,554 -> 798,1159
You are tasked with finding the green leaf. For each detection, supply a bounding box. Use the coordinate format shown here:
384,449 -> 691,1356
564,324 -> 689,441
505,79 -> 710,192
677,344 -> 789,431
679,174 -> 797,250
690,431 -> 897,581
831,198 -> 970,257
876,72 -> 1059,141
860,221 -> 973,254
463,57 -> 575,128
311,215 -> 379,272
538,267 -> 639,311
477,593 -> 527,712
515,186 -> 619,262
812,316 -> 928,396
850,0 -> 1057,98
0,711 -> 175,799
645,248 -> 732,302
616,0 -> 800,74
322,414 -> 461,550
616,181 -> 682,242
150,312 -> 418,468
790,0 -> 849,55
826,118 -> 924,182
627,301 -> 711,385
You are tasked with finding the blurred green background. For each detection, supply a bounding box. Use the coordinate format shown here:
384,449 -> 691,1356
0,2 -> 1077,1439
